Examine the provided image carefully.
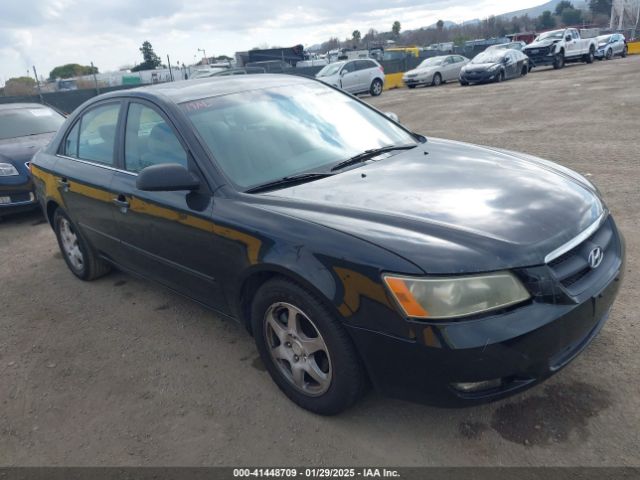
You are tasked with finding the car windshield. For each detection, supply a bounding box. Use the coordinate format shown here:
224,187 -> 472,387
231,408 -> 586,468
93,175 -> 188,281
598,35 -> 612,43
316,63 -> 343,77
182,82 -> 416,189
470,51 -> 504,64
417,58 -> 444,68
0,107 -> 65,140
536,31 -> 564,41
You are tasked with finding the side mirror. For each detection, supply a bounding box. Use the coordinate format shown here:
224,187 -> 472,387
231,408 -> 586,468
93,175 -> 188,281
385,112 -> 399,123
565,35 -> 572,42
136,163 -> 200,192
340,70 -> 346,77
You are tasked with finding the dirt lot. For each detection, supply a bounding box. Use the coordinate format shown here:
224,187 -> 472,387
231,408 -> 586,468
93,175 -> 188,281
1,56 -> 639,467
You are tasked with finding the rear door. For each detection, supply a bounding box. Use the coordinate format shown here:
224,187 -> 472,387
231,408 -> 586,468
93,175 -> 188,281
54,101 -> 122,254
109,99 -> 228,312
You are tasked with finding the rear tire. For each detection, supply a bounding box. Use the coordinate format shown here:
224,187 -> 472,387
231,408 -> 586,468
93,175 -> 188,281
369,78 -> 383,96
431,73 -> 442,86
585,47 -> 595,64
459,80 -> 469,86
251,278 -> 367,415
496,70 -> 505,83
407,84 -> 416,89
622,46 -> 628,58
53,208 -> 111,281
521,65 -> 528,76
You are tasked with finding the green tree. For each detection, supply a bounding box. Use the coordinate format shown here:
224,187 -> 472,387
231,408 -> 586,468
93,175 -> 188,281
537,10 -> 556,29
48,63 -> 98,81
392,21 -> 401,36
589,0 -> 612,15
555,1 -> 574,15
561,7 -> 583,24
4,76 -> 36,96
132,41 -> 161,72
352,30 -> 361,43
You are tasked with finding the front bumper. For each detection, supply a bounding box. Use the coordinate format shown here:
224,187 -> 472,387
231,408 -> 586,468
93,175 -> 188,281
0,178 -> 38,216
460,71 -> 498,84
403,76 -> 429,86
525,53 -> 556,67
346,221 -> 625,406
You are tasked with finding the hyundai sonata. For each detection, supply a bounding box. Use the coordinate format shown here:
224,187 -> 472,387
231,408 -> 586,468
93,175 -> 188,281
31,75 -> 624,414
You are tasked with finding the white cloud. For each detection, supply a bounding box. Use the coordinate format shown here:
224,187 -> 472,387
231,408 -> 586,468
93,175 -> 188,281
0,0 -> 544,84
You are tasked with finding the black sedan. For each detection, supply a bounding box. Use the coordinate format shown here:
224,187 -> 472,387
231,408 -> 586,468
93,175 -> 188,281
0,103 -> 65,219
459,49 -> 530,85
31,75 -> 623,414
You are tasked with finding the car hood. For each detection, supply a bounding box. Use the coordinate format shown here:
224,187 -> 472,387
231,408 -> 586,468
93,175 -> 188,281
404,66 -> 437,76
0,132 -> 56,164
525,39 -> 559,49
256,138 -> 603,274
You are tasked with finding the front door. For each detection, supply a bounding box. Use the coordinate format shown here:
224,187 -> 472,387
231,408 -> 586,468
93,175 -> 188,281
54,101 -> 122,254
340,62 -> 359,93
110,100 -> 228,312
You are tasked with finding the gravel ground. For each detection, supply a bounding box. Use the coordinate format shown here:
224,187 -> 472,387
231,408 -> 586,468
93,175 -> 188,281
0,56 -> 638,466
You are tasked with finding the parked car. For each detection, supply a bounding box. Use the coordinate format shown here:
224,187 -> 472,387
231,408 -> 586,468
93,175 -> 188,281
316,59 -> 385,96
459,49 -> 530,85
402,55 -> 469,88
0,103 -> 65,219
31,75 -> 623,414
203,67 -> 266,77
486,41 -> 527,51
523,28 -> 598,69
595,34 -> 628,60
190,67 -> 228,79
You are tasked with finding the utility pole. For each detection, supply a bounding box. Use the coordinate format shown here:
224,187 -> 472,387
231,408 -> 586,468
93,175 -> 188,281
167,55 -> 174,81
91,61 -> 100,94
32,65 -> 44,104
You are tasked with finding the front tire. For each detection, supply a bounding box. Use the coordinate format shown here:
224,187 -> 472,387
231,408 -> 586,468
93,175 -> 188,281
431,73 -> 442,86
606,48 -> 613,60
251,278 -> 367,415
496,70 -> 505,83
407,84 -> 416,89
553,53 -> 565,69
369,78 -> 383,96
459,80 -> 469,86
53,208 -> 111,281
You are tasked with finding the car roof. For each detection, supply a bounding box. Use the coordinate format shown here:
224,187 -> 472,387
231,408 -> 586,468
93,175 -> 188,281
0,103 -> 52,111
99,74 -> 314,105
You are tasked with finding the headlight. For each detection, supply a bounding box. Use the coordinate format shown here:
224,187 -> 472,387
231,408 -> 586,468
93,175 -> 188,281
383,271 -> 530,319
0,163 -> 19,176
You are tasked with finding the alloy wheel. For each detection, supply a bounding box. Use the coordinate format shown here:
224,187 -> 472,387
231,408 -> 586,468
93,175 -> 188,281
264,302 -> 332,397
59,218 -> 84,271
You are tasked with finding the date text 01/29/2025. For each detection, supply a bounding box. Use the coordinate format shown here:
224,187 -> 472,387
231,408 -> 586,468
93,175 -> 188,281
232,468 -> 400,478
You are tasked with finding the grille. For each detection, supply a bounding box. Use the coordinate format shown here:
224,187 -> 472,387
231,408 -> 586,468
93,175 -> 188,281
547,217 -> 617,296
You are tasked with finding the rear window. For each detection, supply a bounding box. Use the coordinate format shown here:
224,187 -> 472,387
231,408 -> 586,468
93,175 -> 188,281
0,107 -> 65,140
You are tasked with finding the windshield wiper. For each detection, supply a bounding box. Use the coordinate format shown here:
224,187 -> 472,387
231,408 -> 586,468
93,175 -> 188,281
330,144 -> 418,172
245,172 -> 335,194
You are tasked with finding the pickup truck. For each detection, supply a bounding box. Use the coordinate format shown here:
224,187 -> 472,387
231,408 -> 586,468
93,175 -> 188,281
523,28 -> 598,69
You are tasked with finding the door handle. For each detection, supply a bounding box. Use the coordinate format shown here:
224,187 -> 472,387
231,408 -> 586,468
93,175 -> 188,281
57,177 -> 69,192
112,195 -> 129,213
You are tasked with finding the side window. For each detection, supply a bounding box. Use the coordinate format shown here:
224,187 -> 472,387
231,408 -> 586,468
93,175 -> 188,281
124,103 -> 188,173
77,103 -> 120,166
342,62 -> 356,74
355,60 -> 369,71
63,121 -> 80,158
572,30 -> 579,40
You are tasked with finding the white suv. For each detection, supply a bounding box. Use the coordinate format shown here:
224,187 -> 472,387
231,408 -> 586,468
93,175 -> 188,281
315,59 -> 385,96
